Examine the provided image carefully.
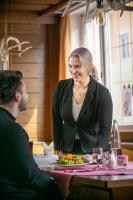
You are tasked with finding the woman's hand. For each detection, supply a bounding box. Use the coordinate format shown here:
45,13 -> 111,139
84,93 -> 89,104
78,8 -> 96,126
54,150 -> 63,158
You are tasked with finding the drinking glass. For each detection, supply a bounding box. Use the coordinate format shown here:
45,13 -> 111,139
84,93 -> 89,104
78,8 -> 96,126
92,147 -> 103,166
102,151 -> 110,169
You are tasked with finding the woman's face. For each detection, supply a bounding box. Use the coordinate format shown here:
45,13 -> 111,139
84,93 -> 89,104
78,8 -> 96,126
68,56 -> 90,83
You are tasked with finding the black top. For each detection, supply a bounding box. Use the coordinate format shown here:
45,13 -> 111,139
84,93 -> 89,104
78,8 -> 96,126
0,107 -> 51,194
52,76 -> 113,153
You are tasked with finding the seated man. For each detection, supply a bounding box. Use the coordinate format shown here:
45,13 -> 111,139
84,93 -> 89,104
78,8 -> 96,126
0,70 -> 63,200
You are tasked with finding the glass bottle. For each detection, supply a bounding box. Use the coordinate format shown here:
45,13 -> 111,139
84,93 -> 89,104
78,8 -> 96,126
110,119 -> 122,156
107,149 -> 117,169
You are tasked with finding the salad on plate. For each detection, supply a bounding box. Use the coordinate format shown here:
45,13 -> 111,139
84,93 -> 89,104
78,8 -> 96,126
56,153 -> 87,166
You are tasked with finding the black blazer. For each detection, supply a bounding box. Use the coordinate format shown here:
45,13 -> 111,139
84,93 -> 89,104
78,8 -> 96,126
52,76 -> 113,153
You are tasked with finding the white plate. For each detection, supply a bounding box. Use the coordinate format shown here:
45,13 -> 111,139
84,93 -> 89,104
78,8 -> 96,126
56,163 -> 88,167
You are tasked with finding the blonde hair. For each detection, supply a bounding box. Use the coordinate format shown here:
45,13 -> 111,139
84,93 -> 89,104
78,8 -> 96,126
91,65 -> 99,81
68,47 -> 92,69
68,47 -> 99,81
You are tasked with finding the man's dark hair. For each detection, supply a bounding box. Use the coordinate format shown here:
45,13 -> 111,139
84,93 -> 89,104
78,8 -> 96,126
0,70 -> 23,104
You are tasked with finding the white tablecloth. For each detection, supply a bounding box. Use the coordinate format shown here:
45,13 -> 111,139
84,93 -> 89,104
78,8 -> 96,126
33,154 -> 58,167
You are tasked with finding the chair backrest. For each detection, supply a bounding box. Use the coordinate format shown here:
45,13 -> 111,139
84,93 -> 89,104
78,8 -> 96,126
32,142 -> 45,154
120,131 -> 133,161
31,141 -> 54,155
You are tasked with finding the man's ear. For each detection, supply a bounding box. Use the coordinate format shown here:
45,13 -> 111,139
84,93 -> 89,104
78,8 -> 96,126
14,91 -> 21,102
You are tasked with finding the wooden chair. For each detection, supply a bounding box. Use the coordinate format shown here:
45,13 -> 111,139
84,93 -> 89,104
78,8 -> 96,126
120,131 -> 133,162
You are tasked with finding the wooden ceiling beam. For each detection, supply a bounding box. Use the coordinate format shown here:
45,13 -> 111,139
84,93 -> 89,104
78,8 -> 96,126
38,0 -> 69,16
0,3 -> 49,12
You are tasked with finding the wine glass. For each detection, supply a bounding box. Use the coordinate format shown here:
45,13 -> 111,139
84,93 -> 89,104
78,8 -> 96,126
92,147 -> 103,167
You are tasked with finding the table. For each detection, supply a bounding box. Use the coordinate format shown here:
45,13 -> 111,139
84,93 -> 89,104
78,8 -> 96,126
69,175 -> 133,200
41,164 -> 133,200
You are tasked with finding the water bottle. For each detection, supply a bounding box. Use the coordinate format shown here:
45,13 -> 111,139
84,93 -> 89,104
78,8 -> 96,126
110,119 -> 122,156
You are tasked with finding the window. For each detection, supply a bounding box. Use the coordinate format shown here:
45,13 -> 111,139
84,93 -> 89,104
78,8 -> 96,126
82,19 -> 103,83
104,8 -> 133,126
69,13 -> 103,83
119,33 -> 129,60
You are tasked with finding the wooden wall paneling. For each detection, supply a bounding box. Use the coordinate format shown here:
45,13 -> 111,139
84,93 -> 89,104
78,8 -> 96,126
43,20 -> 60,143
27,93 -> 44,108
8,23 -> 47,141
120,131 -> 133,142
10,24 -> 45,34
0,23 -> 6,34
0,24 -> 47,49
0,34 -> 46,50
23,78 -> 44,93
47,19 -> 60,98
21,123 -> 45,141
0,10 -> 56,24
4,0 -> 61,4
17,108 -> 44,123
12,48 -> 46,64
9,23 -> 47,38
12,64 -> 46,78
43,50 -> 51,142
0,32 -> 45,41
5,4 -> 49,12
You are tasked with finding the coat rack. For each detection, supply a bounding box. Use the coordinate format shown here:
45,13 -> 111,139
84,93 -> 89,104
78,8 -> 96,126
0,0 -> 32,70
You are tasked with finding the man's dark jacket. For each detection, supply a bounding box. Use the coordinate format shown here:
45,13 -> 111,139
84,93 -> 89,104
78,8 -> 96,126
0,107 -> 54,200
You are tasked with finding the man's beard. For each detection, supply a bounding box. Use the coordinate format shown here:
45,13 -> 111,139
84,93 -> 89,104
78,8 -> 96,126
19,98 -> 27,112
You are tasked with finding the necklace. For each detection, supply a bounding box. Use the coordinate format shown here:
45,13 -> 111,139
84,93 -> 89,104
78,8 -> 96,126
73,85 -> 88,104
73,77 -> 90,104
